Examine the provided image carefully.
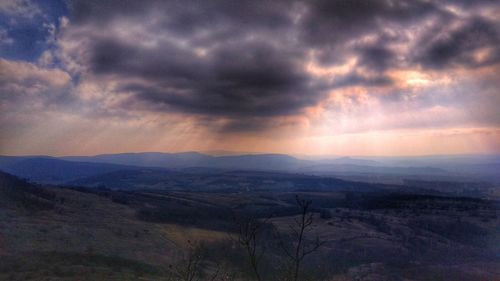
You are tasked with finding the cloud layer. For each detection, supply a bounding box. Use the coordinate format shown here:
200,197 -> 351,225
1,0 -> 500,155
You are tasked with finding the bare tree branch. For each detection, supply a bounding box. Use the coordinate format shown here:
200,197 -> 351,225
277,195 -> 324,281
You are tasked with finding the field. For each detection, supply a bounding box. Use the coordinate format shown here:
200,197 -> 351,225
1,170 -> 498,280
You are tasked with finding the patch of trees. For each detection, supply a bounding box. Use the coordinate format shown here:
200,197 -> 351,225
352,192 -> 493,212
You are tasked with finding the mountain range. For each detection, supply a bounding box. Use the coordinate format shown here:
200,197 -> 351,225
0,152 -> 499,186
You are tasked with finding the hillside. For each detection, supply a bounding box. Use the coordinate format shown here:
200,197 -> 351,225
1,171 -> 498,280
68,169 -> 383,192
4,153 -> 500,183
0,171 -> 176,280
0,156 -> 159,183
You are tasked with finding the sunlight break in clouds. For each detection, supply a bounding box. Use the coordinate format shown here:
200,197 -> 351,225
0,0 -> 499,156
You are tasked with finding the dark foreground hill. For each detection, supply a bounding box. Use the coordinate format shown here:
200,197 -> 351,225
0,171 -> 175,280
1,171 -> 498,280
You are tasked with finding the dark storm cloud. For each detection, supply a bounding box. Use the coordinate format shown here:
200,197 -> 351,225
357,45 -> 397,71
331,72 -> 393,89
90,38 -> 201,81
69,0 -> 293,35
416,17 -> 500,69
104,39 -> 321,118
441,0 -> 499,8
300,0 -> 438,44
61,0 -> 500,131
298,0 -> 442,65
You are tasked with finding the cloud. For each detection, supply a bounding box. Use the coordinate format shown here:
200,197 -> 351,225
0,59 -> 71,109
91,38 -> 322,117
0,28 -> 13,45
58,1 -> 328,130
415,17 -> 500,69
299,0 -> 441,64
357,45 -> 397,72
0,0 -> 41,19
331,72 -> 394,89
49,0 -> 500,133
2,0 -> 500,155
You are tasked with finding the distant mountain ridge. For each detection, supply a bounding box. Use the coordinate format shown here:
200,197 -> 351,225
2,152 -> 499,186
0,156 -> 148,183
316,156 -> 382,166
61,152 -> 307,170
61,152 -> 211,168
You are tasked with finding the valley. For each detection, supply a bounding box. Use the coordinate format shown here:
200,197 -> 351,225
0,153 -> 498,280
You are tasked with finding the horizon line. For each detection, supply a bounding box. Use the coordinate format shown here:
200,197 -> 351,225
1,151 -> 499,159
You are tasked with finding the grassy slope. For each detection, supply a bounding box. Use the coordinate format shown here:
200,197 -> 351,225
0,172 -> 227,280
1,171 -> 499,280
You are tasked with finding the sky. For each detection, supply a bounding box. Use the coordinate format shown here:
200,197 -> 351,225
0,0 -> 499,156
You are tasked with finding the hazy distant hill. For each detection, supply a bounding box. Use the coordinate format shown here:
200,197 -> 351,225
61,151 -> 212,168
62,152 -> 309,171
0,156 -> 144,183
2,152 -> 499,186
302,163 -> 447,176
374,154 -> 500,167
204,154 -> 309,170
317,156 -> 383,166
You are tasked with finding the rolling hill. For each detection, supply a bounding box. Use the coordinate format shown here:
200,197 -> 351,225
0,156 -> 147,183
